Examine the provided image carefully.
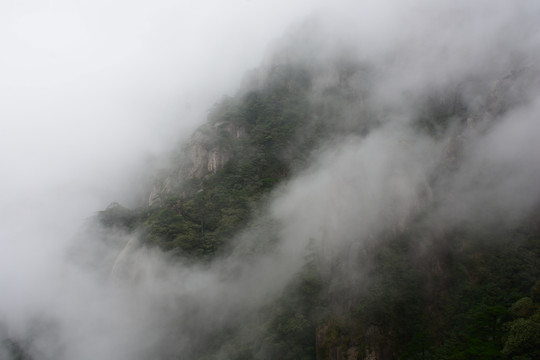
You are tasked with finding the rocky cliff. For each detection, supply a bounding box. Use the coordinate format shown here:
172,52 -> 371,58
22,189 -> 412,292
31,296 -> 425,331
148,120 -> 246,206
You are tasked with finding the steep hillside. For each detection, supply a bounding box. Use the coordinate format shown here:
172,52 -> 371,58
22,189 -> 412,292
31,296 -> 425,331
98,58 -> 365,259
93,42 -> 540,360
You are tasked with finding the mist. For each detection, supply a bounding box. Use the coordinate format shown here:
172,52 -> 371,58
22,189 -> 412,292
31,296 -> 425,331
2,0 -> 540,359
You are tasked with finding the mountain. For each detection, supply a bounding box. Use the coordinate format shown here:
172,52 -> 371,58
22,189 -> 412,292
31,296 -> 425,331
93,32 -> 540,360
4,3 -> 540,360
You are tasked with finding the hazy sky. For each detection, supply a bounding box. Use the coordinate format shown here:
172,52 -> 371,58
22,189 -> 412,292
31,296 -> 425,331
0,0 -> 329,248
0,1 -> 347,358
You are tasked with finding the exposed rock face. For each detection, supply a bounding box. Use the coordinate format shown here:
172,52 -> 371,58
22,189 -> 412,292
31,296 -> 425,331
185,127 -> 230,179
147,120 -> 246,206
207,149 -> 231,174
184,121 -> 245,179
148,176 -> 172,206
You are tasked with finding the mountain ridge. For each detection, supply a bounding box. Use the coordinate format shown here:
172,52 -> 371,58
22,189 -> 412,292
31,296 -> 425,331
93,42 -> 540,359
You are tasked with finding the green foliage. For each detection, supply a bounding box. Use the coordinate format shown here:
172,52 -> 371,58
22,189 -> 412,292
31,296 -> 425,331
95,58 -> 540,360
97,202 -> 141,230
502,280 -> 540,359
98,64 -> 319,261
255,252 -> 323,360
503,314 -> 540,359
509,297 -> 536,318
313,222 -> 540,360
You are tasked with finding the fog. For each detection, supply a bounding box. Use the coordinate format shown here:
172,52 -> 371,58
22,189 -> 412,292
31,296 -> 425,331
1,0 -> 540,359
0,1 -> 328,357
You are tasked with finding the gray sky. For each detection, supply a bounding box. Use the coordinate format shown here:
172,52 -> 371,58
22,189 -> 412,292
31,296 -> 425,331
0,2 -> 328,355
0,0 -> 329,253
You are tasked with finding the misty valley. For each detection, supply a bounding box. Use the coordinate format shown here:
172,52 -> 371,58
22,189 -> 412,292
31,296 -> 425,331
2,2 -> 540,360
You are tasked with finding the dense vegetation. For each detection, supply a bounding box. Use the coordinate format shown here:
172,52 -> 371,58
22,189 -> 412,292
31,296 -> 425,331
99,63 -> 323,260
96,57 -> 540,360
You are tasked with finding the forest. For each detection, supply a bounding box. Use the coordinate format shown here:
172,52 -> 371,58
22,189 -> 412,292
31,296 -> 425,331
96,51 -> 540,359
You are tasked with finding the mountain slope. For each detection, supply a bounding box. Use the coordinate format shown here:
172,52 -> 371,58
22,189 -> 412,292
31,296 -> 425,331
93,39 -> 540,360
